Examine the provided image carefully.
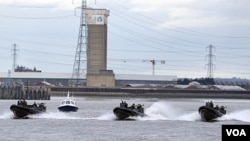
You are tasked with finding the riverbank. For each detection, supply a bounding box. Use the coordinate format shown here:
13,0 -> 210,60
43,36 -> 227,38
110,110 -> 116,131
51,87 -> 250,99
51,92 -> 250,99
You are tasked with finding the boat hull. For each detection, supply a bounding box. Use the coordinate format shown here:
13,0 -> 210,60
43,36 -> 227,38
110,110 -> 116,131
58,105 -> 78,112
198,106 -> 224,121
10,104 -> 45,119
113,107 -> 146,120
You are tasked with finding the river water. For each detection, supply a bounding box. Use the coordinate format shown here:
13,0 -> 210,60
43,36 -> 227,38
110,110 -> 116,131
1,96 -> 250,141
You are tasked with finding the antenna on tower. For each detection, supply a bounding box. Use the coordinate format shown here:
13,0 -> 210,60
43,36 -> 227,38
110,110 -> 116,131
206,44 -> 216,78
71,0 -> 87,86
11,43 -> 19,72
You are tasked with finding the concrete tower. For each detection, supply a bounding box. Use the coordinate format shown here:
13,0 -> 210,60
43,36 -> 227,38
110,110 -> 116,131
86,9 -> 115,87
86,9 -> 108,74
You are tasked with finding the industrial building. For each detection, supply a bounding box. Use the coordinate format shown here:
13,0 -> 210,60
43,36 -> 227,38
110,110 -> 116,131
0,72 -> 177,87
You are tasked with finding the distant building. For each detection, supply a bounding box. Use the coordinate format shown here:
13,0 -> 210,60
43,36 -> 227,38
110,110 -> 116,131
116,74 -> 177,87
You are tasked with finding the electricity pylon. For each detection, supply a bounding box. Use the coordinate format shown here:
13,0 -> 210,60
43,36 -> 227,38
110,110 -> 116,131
71,0 -> 87,86
206,44 -> 215,78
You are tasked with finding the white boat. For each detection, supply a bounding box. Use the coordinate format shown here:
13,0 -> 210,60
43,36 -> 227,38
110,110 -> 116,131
58,91 -> 78,112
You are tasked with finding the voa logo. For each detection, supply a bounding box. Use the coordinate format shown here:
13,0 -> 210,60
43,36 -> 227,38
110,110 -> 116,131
97,16 -> 103,22
226,129 -> 246,136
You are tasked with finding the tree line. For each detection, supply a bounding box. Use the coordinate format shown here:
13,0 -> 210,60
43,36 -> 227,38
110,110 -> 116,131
177,78 -> 215,85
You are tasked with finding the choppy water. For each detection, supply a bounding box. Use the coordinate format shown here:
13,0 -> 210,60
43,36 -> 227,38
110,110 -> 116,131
1,96 -> 250,141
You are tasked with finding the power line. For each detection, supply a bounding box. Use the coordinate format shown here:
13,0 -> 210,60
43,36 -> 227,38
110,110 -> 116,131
0,14 -> 75,19
103,4 -> 206,46
108,30 -> 205,58
109,21 -> 204,50
0,4 -> 56,8
108,0 -> 250,39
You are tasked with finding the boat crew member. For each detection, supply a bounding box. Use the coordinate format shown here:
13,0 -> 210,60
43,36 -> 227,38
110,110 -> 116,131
130,103 -> 136,109
205,102 -> 209,107
215,105 -> 219,110
17,100 -> 21,105
22,99 -> 27,106
220,105 -> 224,110
137,104 -> 141,108
124,101 -> 128,108
33,102 -> 37,107
210,101 -> 214,108
137,104 -> 144,113
220,106 -> 226,114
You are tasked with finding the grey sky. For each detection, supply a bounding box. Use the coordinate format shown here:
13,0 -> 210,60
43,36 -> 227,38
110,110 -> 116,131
0,0 -> 249,79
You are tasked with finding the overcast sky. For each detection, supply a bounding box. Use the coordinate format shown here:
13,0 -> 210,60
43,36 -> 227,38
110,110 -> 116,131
0,0 -> 249,79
